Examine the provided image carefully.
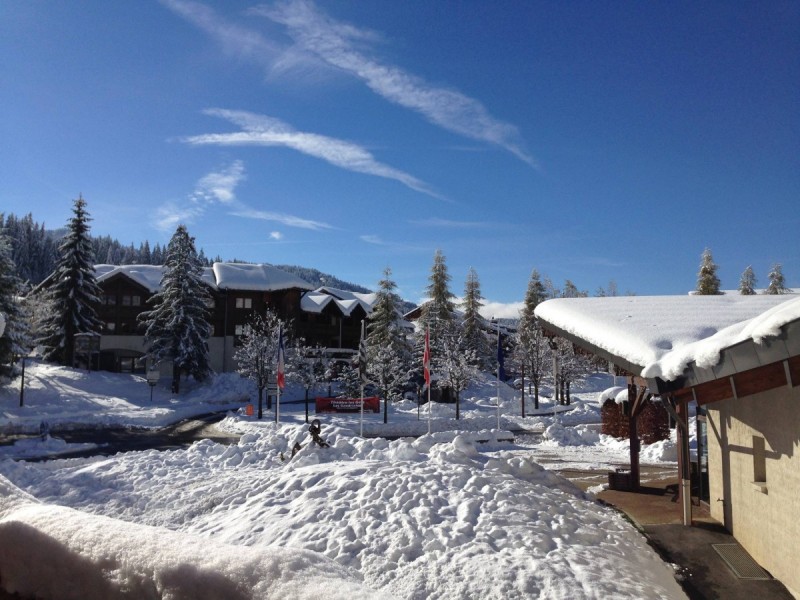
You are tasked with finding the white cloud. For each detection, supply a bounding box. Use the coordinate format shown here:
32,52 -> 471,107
193,160 -> 245,204
162,0 -> 535,167
231,206 -> 332,231
479,301 -> 525,321
269,231 -> 283,240
257,0 -> 536,167
408,217 -> 488,229
183,109 -> 442,199
360,234 -> 384,245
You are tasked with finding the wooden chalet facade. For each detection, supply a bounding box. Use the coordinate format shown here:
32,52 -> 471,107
535,294 -> 800,597
93,264 -> 372,374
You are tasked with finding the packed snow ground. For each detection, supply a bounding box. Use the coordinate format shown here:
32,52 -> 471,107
0,364 -> 688,599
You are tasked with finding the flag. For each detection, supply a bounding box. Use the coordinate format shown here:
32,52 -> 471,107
276,326 -> 286,390
358,321 -> 368,383
423,327 -> 431,387
496,325 -> 506,381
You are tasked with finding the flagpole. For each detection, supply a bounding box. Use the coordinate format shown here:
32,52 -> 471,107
360,321 -> 365,437
276,325 -> 285,425
496,320 -> 501,430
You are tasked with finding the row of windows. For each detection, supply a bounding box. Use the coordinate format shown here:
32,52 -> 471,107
103,294 -> 142,307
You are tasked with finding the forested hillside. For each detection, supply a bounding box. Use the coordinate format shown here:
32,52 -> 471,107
0,213 -> 412,308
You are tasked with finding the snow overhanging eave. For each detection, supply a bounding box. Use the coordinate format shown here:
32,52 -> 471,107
673,317 -> 800,391
536,317 -> 646,380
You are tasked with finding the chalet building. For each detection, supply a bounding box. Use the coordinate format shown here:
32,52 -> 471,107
535,294 -> 800,597
93,263 -> 374,374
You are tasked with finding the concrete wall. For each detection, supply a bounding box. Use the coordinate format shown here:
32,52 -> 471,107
707,382 -> 800,599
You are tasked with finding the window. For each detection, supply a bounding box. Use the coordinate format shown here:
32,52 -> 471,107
234,324 -> 251,336
121,295 -> 140,307
235,297 -> 252,309
104,294 -> 116,305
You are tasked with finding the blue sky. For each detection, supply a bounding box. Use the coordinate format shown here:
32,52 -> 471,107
2,1 -> 798,313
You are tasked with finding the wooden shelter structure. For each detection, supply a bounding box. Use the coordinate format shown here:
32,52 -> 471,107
535,294 -> 800,596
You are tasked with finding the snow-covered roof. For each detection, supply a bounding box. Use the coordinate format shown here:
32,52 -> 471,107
94,265 -> 167,293
535,294 -> 800,382
301,287 -> 376,316
212,263 -> 314,292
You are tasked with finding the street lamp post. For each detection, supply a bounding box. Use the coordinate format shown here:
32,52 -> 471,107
146,368 -> 160,402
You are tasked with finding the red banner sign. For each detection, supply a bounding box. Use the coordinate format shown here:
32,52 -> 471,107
315,396 -> 380,413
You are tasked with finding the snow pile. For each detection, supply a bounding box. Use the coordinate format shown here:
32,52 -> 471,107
543,423 -> 601,446
597,386 -> 627,406
1,424 -> 687,599
0,435 -> 96,460
0,362 -> 249,434
0,476 -> 378,600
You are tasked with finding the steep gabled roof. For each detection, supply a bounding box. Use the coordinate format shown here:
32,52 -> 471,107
301,287 -> 375,317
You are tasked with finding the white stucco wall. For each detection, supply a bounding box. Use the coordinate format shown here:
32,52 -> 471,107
707,382 -> 800,599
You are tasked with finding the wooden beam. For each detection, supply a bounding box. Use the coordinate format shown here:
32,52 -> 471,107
693,377 -> 734,406
733,361 -> 786,398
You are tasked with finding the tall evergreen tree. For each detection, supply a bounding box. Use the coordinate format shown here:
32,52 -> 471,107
139,225 -> 212,393
696,248 -> 722,295
416,250 -> 458,389
0,230 -> 32,373
516,269 -> 550,409
738,266 -> 757,295
367,267 -> 411,409
765,263 -> 791,295
38,196 -> 103,366
461,267 -> 490,367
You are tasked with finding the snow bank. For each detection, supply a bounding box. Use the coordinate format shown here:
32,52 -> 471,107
1,425 -> 687,599
0,475 -> 380,600
543,423 -> 600,446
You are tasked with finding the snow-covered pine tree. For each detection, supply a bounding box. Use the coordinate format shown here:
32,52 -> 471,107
417,249 -> 458,379
139,225 -> 212,393
461,267 -> 491,368
0,230 -> 32,374
515,269 -> 550,409
738,266 -> 757,295
366,267 -> 411,415
765,263 -> 791,295
37,196 -> 103,366
290,338 -> 324,423
234,309 -> 287,418
438,320 -> 477,420
696,248 -> 722,295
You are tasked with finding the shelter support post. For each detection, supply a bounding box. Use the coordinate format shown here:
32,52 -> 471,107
626,381 -> 641,491
664,394 -> 693,526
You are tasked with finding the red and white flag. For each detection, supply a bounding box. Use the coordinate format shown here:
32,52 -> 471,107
423,327 -> 431,387
277,326 -> 286,390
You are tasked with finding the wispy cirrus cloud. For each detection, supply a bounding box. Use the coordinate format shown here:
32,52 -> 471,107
161,0 -> 536,167
254,0 -> 537,167
154,160 -> 246,231
230,206 -> 331,231
407,217 -> 490,229
182,108 -> 443,199
153,160 -> 333,232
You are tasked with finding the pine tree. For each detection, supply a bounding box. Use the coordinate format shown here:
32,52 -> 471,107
738,266 -> 757,295
461,267 -> 490,368
516,269 -> 550,409
38,196 -> 103,366
696,248 -> 722,295
139,225 -> 212,393
0,230 -> 32,373
415,250 -> 458,392
765,263 -> 791,295
367,267 -> 411,410
438,319 -> 477,420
